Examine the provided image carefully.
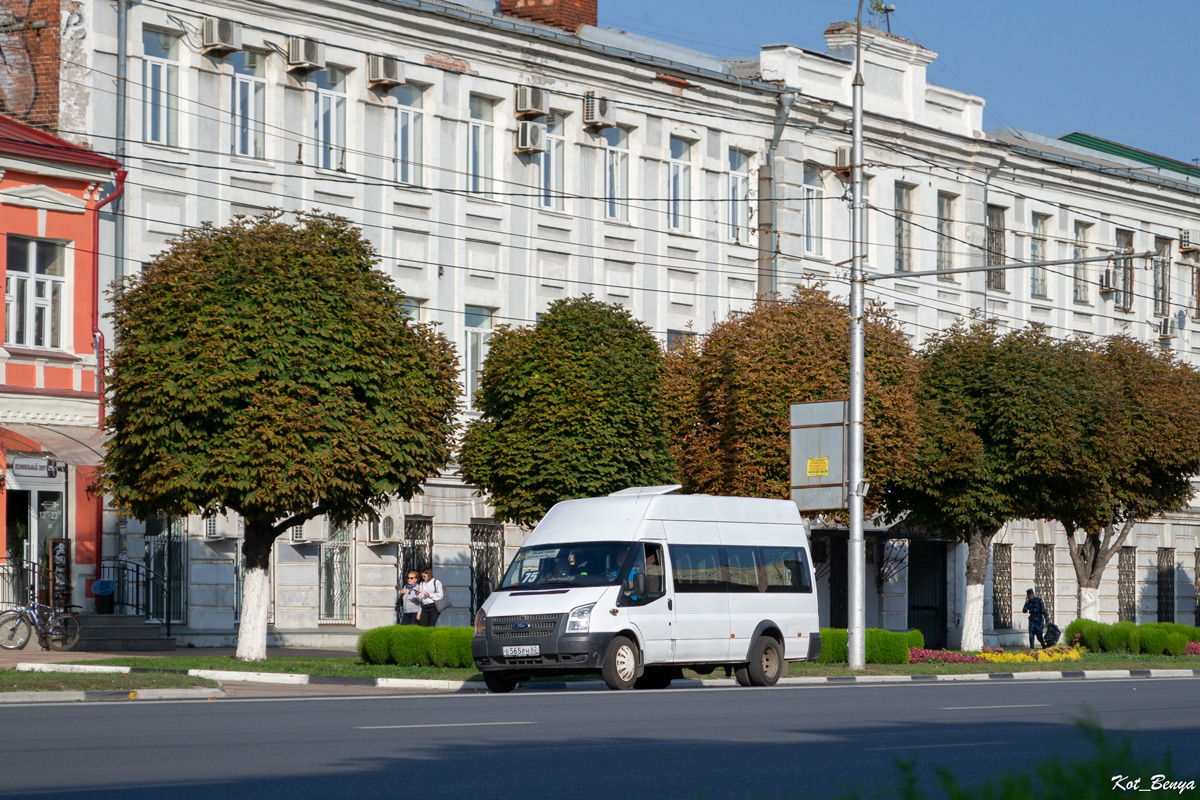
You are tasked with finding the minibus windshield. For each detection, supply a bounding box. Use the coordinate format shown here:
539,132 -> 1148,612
498,542 -> 632,589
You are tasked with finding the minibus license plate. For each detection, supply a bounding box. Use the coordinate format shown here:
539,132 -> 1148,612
503,645 -> 540,657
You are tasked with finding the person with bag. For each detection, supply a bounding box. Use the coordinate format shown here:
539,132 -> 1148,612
398,570 -> 422,625
1022,588 -> 1048,649
418,566 -> 450,627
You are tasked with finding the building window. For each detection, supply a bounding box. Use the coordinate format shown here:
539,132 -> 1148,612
142,30 -> 179,146
728,149 -> 750,242
1118,546 -> 1136,623
469,519 -> 504,615
465,305 -> 493,409
313,68 -> 347,171
318,522 -> 352,623
539,114 -> 565,210
393,84 -> 423,187
1073,222 -> 1091,303
936,192 -> 955,279
1115,229 -> 1135,311
399,297 -> 424,322
1034,543 -> 1055,624
1030,213 -> 1050,298
4,237 -> 66,349
1153,237 -> 1172,317
986,205 -> 1006,291
467,96 -> 495,196
230,51 -> 265,159
401,516 -> 433,578
602,127 -> 629,222
894,183 -> 913,272
668,136 -> 692,232
991,542 -> 1012,629
803,164 -> 824,256
1157,547 -> 1175,623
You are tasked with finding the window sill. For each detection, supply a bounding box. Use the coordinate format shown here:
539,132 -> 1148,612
313,168 -> 356,183
2,346 -> 81,363
229,154 -> 270,168
465,193 -> 502,206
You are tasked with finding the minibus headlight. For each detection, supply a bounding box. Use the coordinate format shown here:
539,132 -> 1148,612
566,603 -> 594,634
473,608 -> 487,637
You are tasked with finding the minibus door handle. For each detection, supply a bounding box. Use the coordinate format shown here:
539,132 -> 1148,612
667,599 -> 673,611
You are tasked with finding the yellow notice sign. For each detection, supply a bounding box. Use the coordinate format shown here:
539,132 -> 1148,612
806,457 -> 829,477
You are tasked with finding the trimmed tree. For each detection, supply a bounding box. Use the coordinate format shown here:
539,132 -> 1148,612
101,212 -> 459,660
664,285 -> 918,503
878,323 -> 1085,650
1027,335 -> 1200,620
460,296 -> 675,527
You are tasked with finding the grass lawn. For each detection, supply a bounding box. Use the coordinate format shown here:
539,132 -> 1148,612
0,668 -> 218,693
72,651 -> 1200,683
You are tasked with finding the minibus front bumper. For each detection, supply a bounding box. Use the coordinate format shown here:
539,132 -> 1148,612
472,613 -> 615,672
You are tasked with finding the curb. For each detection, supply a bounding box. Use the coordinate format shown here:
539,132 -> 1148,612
0,687 -> 224,704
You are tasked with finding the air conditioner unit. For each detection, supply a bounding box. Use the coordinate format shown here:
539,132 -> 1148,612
515,86 -> 549,118
289,519 -> 328,543
1158,317 -> 1175,339
368,516 -> 399,544
287,37 -> 326,72
203,516 -> 227,540
835,146 -> 851,170
203,513 -> 242,540
367,54 -> 403,89
583,90 -> 615,129
201,17 -> 242,54
1098,269 -> 1116,293
1180,229 -> 1200,252
514,121 -> 546,154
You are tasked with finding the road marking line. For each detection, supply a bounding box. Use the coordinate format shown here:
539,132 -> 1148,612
865,741 -> 1006,751
357,721 -> 536,730
941,704 -> 1051,710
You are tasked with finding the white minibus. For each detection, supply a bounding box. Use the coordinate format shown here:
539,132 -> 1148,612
471,486 -> 821,692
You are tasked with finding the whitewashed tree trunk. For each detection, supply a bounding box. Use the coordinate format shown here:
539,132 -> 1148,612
1078,586 -> 1100,622
236,566 -> 271,661
961,582 -> 985,652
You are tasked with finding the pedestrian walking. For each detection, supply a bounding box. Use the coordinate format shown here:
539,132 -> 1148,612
398,570 -> 422,625
1022,588 -> 1048,649
418,566 -> 445,628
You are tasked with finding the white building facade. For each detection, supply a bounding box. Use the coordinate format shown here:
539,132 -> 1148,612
5,0 -> 1196,645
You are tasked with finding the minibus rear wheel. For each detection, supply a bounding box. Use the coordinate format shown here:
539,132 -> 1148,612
742,635 -> 783,686
483,671 -> 520,693
601,635 -> 640,690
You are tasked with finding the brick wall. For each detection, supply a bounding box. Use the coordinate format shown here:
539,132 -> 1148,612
497,0 -> 597,33
0,0 -> 61,131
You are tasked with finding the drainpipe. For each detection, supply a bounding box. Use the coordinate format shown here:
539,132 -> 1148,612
757,91 -> 796,299
92,169 -> 127,427
114,0 -> 128,282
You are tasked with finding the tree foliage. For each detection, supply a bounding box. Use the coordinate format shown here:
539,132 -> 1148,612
460,296 -> 675,527
664,285 -> 918,507
101,212 -> 459,657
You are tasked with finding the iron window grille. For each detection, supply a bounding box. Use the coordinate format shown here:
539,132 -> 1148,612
985,205 -> 1006,291
402,516 -> 433,577
1034,543 -> 1055,624
1118,546 -> 1137,623
468,519 -> 505,615
991,543 -> 1012,629
1157,547 -> 1175,623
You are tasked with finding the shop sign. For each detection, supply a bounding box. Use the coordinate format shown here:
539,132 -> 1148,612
11,457 -> 58,478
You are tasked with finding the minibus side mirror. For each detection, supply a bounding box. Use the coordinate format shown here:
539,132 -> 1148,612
629,573 -> 647,599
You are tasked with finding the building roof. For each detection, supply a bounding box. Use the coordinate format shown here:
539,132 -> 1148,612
1059,131 -> 1200,181
0,115 -> 120,174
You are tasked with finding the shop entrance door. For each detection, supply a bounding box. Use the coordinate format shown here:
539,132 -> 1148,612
3,489 -> 62,606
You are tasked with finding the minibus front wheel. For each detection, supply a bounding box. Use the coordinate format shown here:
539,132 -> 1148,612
483,671 -> 521,693
601,635 -> 640,690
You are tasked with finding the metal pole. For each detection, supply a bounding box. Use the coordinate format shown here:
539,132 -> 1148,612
847,1 -> 867,671
115,0 -> 128,281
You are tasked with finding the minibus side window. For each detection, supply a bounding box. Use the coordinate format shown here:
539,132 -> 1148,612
725,546 -> 761,593
670,544 -> 724,593
620,543 -> 666,606
760,546 -> 812,593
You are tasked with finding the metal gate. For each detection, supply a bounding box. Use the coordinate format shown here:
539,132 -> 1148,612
144,516 -> 186,624
469,519 -> 504,614
1118,546 -> 1137,623
402,516 -> 433,576
907,538 -> 947,650
1034,543 -> 1055,623
319,524 -> 353,623
991,543 -> 1012,629
1158,547 -> 1175,623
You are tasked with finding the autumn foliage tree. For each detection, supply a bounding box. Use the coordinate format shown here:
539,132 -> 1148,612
663,285 -> 917,505
460,296 -> 675,527
101,212 -> 459,660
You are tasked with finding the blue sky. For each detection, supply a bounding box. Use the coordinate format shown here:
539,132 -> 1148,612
598,0 -> 1198,165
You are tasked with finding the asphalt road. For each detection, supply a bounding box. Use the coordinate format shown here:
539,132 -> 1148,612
3,678 -> 1197,799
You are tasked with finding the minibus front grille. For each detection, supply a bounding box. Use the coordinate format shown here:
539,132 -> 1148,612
491,613 -> 562,639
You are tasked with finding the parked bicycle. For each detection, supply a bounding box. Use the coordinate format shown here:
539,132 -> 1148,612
0,600 -> 80,651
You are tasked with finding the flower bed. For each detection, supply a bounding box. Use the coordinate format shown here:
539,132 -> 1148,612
908,648 -> 989,664
976,644 -> 1082,664
1186,641 -> 1200,656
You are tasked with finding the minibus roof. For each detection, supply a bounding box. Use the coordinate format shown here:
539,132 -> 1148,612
526,494 -> 803,545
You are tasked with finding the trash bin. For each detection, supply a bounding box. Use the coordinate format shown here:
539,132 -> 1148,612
93,580 -> 115,614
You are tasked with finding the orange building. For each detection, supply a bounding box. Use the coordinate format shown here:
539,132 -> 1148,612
0,114 -> 123,610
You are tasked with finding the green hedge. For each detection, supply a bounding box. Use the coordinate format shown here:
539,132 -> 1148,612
1062,620 -> 1200,655
357,625 -> 476,667
1138,624 -> 1168,656
1165,632 -> 1189,656
1159,622 -> 1200,643
819,628 -> 848,663
818,628 -> 910,664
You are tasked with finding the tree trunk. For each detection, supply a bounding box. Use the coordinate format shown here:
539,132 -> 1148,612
236,523 -> 276,662
1078,586 -> 1100,622
1065,517 -> 1136,622
960,524 -> 999,652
